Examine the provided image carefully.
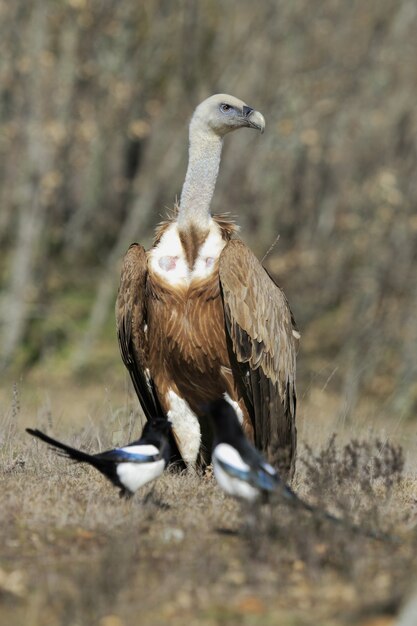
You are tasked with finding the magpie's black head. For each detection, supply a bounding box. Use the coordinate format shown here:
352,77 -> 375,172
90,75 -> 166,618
142,418 -> 172,439
201,398 -> 246,445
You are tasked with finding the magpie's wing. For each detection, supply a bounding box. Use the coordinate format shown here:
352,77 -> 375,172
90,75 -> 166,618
239,438 -> 303,498
215,456 -> 252,482
216,455 -> 278,493
252,463 -> 280,492
96,447 -> 161,464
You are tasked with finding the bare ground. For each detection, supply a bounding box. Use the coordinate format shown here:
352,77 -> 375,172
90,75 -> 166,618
1,381 -> 417,626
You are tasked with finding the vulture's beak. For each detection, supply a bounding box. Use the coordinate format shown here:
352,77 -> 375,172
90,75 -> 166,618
242,106 -> 266,134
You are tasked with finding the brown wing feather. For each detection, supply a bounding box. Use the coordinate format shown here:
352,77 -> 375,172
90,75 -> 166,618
115,243 -> 164,420
219,239 -> 298,478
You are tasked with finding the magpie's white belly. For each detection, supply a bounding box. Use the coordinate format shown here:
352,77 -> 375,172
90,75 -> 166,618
213,443 -> 259,502
116,459 -> 165,493
213,461 -> 259,501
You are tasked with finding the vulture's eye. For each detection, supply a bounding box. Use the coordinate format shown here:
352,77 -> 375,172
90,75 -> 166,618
220,103 -> 233,113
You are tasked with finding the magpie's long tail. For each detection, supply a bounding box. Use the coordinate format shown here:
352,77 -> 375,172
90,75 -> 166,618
26,428 -> 98,466
275,482 -> 398,543
27,428 -> 128,495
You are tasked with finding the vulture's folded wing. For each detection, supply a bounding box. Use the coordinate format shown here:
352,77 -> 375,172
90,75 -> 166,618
219,239 -> 298,477
116,244 -> 164,420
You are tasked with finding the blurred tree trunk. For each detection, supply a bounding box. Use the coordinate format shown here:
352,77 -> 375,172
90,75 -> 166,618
391,283 -> 417,416
0,3 -> 50,369
70,126 -> 184,368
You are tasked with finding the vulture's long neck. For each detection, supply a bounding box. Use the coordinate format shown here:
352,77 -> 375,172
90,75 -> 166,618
178,122 -> 223,234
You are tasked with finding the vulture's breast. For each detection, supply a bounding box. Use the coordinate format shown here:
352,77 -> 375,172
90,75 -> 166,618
148,221 -> 226,288
146,221 -> 230,373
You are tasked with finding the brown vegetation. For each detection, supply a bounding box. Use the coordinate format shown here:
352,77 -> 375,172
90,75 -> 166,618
1,390 -> 416,626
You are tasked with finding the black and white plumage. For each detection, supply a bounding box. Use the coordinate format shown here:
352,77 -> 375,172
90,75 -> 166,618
205,398 -> 299,503
205,399 -> 398,544
26,418 -> 172,497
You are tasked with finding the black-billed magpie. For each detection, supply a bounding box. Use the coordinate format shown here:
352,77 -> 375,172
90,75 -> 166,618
204,399 -> 399,543
26,418 -> 172,498
204,398 -> 299,503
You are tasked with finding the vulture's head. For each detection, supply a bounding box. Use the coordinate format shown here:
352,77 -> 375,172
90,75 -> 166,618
191,94 -> 265,138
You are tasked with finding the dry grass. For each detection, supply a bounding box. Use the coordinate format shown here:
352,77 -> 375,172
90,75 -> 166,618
1,383 -> 417,626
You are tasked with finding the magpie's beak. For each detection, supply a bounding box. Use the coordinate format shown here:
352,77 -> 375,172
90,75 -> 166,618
242,106 -> 265,134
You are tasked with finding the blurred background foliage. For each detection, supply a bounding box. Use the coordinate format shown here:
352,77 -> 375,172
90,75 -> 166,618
1,0 -> 416,419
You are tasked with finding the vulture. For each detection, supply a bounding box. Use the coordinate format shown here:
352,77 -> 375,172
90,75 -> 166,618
116,94 -> 299,479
